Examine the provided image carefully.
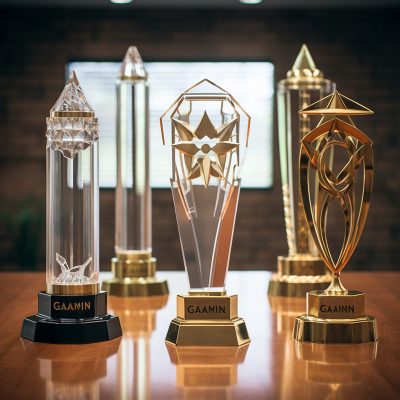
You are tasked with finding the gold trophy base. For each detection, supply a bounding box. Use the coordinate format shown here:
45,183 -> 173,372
102,254 -> 169,297
293,288 -> 378,344
268,255 -> 331,297
102,278 -> 169,297
165,294 -> 250,346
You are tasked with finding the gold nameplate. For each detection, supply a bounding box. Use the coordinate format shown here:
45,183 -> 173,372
166,293 -> 250,346
307,290 -> 365,319
177,295 -> 237,320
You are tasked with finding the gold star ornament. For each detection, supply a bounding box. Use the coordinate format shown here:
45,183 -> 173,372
172,112 -> 238,187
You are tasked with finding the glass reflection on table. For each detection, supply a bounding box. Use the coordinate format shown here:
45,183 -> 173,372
21,339 -> 120,400
109,295 -> 168,400
166,344 -> 249,400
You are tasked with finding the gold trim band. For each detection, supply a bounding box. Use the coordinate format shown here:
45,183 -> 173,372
277,255 -> 328,276
112,256 -> 156,279
50,111 -> 95,117
47,283 -> 100,295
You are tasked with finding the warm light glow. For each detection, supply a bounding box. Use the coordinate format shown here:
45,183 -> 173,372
110,0 -> 133,4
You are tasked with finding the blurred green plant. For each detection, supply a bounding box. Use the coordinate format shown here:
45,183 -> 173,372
0,195 -> 45,270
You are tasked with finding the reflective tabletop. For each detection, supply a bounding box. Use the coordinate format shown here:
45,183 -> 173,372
0,271 -> 399,399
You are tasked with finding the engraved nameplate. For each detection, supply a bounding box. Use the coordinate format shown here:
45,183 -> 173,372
177,294 -> 238,320
307,290 -> 366,319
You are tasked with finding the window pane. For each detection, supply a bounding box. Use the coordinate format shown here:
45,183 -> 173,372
68,61 -> 274,188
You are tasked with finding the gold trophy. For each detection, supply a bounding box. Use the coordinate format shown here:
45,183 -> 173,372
293,91 -> 378,343
102,47 -> 168,296
161,79 -> 251,346
269,44 -> 334,297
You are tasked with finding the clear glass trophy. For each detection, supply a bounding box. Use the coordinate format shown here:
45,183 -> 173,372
293,91 -> 378,343
21,72 -> 122,343
102,46 -> 168,297
161,79 -> 251,346
268,44 -> 335,297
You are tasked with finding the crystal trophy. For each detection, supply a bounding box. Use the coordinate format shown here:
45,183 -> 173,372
293,91 -> 378,343
269,44 -> 334,297
162,79 -> 251,346
21,72 -> 122,343
103,47 -> 168,297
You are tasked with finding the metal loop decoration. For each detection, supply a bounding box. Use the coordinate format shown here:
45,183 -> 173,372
300,92 -> 374,276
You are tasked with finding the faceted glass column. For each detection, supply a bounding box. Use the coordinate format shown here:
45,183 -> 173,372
46,71 -> 99,295
103,47 -> 168,297
115,46 -> 151,258
278,45 -> 334,258
269,44 -> 335,297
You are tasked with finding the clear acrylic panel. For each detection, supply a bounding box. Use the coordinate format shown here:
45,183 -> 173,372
161,80 -> 250,292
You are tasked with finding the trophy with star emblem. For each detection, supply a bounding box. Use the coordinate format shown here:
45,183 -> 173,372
161,79 -> 250,346
293,91 -> 378,343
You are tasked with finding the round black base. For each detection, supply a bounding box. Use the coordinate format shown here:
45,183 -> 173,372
21,314 -> 122,344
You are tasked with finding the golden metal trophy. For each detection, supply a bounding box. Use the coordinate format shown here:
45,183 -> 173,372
161,79 -> 251,346
102,47 -> 168,296
269,44 -> 334,297
293,91 -> 378,343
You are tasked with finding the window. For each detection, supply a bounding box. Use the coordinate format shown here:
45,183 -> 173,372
68,61 -> 274,188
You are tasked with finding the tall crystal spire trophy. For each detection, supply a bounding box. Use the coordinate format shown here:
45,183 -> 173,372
21,72 -> 122,343
103,47 -> 168,296
269,44 -> 334,297
293,91 -> 378,343
162,80 -> 251,346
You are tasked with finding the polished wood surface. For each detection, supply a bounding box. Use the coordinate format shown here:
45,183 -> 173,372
0,271 -> 399,400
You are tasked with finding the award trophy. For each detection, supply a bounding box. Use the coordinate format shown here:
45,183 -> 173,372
293,90 -> 378,343
21,72 -> 122,343
269,44 -> 334,297
161,79 -> 251,346
103,47 -> 168,296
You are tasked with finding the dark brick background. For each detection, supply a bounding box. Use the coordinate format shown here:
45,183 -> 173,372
0,6 -> 399,272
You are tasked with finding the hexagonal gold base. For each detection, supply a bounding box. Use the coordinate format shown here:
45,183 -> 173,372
102,278 -> 169,297
166,317 -> 250,346
293,314 -> 378,344
165,293 -> 250,346
268,255 -> 331,298
102,253 -> 169,297
293,287 -> 378,344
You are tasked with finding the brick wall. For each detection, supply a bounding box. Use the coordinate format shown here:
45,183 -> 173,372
0,6 -> 399,272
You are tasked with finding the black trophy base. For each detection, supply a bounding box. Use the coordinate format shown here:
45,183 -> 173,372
21,291 -> 122,344
21,314 -> 122,344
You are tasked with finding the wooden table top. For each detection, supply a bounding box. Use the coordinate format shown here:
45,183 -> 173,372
0,270 -> 399,400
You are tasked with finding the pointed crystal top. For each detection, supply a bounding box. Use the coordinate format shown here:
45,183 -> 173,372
50,71 -> 95,117
299,90 -> 374,116
119,46 -> 148,80
286,44 -> 324,81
